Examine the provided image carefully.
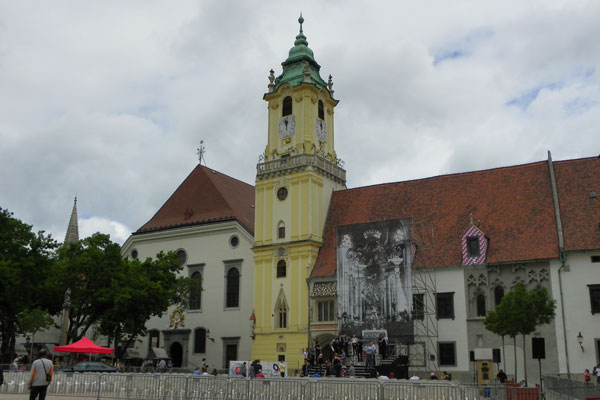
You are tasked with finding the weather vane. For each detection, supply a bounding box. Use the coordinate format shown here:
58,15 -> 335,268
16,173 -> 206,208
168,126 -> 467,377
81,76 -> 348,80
197,140 -> 207,166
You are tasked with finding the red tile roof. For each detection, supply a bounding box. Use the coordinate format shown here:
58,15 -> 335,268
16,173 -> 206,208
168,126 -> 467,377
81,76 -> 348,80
312,157 -> 600,278
136,165 -> 255,234
554,157 -> 600,253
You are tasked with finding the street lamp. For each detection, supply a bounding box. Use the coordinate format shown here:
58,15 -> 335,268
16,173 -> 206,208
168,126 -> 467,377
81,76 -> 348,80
577,332 -> 584,352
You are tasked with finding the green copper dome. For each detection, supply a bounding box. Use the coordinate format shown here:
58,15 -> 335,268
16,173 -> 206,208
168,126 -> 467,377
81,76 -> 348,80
273,15 -> 328,91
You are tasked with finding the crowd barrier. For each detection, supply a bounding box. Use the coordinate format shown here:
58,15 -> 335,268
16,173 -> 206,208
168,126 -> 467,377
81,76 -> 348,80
2,371 -> 598,399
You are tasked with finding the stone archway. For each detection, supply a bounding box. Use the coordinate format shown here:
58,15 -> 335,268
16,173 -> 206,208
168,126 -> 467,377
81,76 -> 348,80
170,342 -> 183,368
162,329 -> 190,368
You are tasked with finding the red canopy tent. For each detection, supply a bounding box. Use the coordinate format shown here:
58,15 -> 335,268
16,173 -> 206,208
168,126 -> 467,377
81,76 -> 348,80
54,337 -> 113,354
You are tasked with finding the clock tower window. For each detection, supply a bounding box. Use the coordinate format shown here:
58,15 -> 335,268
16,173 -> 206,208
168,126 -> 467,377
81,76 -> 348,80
282,96 -> 292,116
318,100 -> 324,120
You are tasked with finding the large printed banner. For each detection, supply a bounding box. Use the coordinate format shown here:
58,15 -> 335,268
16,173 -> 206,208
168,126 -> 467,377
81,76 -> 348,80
229,361 -> 287,378
337,219 -> 415,344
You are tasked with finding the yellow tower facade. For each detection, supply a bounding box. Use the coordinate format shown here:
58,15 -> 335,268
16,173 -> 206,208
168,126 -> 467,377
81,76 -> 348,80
252,16 -> 346,370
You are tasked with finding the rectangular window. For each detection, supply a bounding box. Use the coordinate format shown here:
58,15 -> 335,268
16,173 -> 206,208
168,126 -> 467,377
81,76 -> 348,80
592,256 -> 600,263
278,226 -> 285,239
317,300 -> 335,322
412,294 -> 424,321
467,237 -> 480,257
438,342 -> 456,366
589,285 -> 600,314
436,292 -> 455,319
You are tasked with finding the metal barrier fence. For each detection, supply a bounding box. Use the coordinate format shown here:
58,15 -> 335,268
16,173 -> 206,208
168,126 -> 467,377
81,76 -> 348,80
544,375 -> 600,400
3,371 -> 600,400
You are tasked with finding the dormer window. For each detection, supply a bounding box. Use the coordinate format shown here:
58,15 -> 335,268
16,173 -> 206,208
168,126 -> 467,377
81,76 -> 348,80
318,100 -> 324,119
461,224 -> 488,266
467,237 -> 480,257
282,96 -> 292,116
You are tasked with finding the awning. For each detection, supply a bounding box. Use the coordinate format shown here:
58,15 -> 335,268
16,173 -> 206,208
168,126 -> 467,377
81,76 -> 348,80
54,337 -> 114,354
150,347 -> 169,359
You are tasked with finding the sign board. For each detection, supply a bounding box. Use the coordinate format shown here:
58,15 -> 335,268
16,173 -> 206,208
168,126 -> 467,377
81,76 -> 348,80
229,361 -> 287,378
477,360 -> 493,385
474,348 -> 493,361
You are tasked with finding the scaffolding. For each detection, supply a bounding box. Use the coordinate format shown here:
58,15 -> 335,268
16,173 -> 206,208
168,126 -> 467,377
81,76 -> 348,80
408,219 -> 439,374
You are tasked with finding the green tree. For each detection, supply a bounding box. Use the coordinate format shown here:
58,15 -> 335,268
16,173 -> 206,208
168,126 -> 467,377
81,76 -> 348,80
0,208 -> 61,361
17,308 -> 54,362
484,283 -> 556,383
55,233 -> 125,343
96,251 -> 194,359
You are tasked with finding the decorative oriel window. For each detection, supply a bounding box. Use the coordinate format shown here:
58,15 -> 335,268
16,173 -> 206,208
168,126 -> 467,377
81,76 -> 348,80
282,96 -> 292,116
194,328 -> 206,353
277,260 -> 287,278
317,300 -> 335,322
318,100 -> 324,120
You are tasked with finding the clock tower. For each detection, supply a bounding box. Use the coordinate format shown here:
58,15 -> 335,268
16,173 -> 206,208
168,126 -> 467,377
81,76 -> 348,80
251,16 -> 346,368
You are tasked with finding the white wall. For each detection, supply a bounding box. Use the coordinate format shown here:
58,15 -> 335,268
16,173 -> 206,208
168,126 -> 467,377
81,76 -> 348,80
121,221 -> 254,371
550,252 -> 600,376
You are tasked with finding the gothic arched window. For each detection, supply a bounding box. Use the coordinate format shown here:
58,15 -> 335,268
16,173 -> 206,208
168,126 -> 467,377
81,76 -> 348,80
282,96 -> 292,116
476,294 -> 486,317
226,267 -> 240,308
494,286 -> 504,307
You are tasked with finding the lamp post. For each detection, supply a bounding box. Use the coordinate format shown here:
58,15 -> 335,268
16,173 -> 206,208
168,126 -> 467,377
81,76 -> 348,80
577,332 -> 584,352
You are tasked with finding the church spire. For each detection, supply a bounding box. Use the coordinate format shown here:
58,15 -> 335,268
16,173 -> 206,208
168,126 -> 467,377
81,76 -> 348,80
272,15 -> 328,91
64,197 -> 79,244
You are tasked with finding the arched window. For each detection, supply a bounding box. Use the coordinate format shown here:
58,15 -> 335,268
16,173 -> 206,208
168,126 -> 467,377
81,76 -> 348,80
278,221 -> 285,239
190,271 -> 202,310
277,260 -> 286,278
476,294 -> 486,317
226,268 -> 240,308
282,96 -> 292,116
275,291 -> 288,329
318,100 -> 324,119
194,328 -> 206,353
494,286 -> 504,307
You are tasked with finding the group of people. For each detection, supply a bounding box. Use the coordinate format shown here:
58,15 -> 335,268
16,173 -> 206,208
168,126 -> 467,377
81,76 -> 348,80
140,357 -> 172,373
304,333 -> 390,367
0,349 -> 55,400
584,365 -> 600,383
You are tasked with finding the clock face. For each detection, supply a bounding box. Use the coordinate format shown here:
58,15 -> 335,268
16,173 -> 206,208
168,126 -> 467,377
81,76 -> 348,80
278,116 -> 295,139
316,118 -> 327,142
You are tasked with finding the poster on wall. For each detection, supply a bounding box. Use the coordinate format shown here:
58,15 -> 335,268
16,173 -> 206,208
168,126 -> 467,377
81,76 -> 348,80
229,361 -> 287,378
337,219 -> 414,345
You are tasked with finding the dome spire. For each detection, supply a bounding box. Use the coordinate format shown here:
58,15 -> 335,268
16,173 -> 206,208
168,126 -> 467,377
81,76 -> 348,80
294,13 -> 308,47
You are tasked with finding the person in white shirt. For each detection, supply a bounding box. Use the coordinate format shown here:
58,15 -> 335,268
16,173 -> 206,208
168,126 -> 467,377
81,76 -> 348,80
29,349 -> 53,400
409,373 -> 420,381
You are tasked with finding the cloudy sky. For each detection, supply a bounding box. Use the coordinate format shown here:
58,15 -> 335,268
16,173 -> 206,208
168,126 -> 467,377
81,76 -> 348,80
1,1 -> 598,244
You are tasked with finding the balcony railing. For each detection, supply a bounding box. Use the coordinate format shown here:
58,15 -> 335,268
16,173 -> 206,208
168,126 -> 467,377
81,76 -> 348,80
257,153 -> 346,182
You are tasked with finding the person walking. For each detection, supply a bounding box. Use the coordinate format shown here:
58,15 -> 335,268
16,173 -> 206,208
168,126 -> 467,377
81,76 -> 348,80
28,349 -> 53,400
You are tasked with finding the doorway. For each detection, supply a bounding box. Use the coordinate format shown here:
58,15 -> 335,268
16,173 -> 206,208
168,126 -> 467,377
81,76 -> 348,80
170,342 -> 183,368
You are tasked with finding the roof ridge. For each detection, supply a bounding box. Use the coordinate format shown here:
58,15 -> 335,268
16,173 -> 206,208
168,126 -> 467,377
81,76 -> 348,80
342,159 -> 549,193
201,166 -> 253,215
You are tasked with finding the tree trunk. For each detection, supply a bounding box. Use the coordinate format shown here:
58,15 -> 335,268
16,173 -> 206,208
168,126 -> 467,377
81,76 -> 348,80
522,334 -> 527,386
502,336 -> 506,372
513,336 -> 518,382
